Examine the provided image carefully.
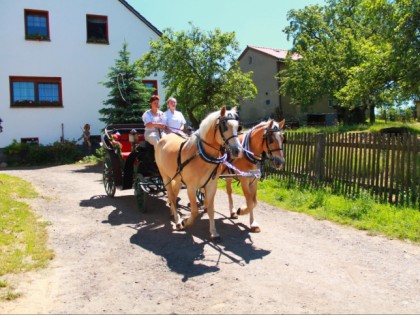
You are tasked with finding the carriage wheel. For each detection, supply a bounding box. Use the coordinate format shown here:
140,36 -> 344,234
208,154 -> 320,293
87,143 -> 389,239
103,154 -> 116,197
134,174 -> 146,212
196,189 -> 205,206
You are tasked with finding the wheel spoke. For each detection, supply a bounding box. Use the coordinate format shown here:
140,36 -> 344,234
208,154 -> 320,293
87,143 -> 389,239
103,156 -> 116,197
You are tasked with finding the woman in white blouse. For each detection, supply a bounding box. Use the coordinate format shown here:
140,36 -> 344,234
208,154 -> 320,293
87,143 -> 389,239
164,97 -> 187,135
142,95 -> 169,146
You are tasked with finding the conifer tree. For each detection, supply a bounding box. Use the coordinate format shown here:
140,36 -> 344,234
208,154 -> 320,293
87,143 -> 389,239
99,42 -> 152,125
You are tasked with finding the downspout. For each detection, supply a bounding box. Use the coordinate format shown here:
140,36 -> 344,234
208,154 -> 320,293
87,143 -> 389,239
276,60 -> 283,119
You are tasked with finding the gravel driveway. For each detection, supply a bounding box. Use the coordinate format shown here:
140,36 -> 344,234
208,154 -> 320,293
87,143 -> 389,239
1,163 -> 420,314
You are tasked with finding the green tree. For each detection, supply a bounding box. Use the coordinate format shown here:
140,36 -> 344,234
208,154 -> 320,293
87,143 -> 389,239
279,0 -> 419,124
137,23 -> 257,127
99,42 -> 152,125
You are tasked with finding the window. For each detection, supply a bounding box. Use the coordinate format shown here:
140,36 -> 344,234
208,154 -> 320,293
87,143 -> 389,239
87,15 -> 108,44
25,9 -> 50,41
142,80 -> 158,95
10,76 -> 63,107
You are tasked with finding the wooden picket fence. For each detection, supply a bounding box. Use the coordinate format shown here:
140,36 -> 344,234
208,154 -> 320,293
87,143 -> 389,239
265,132 -> 420,208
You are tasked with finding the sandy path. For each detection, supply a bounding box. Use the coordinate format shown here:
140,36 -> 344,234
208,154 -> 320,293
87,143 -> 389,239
1,164 -> 419,314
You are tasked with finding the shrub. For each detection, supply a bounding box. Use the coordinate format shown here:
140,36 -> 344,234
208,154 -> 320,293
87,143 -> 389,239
3,140 -> 83,166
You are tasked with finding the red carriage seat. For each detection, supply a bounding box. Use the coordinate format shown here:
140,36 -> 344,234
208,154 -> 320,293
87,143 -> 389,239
112,133 -> 144,160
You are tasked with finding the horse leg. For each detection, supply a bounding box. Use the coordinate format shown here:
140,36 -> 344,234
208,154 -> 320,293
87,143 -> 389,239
172,179 -> 183,208
164,177 -> 183,229
236,179 -> 261,232
182,186 -> 200,228
225,178 -> 238,219
204,182 -> 220,242
248,180 -> 260,233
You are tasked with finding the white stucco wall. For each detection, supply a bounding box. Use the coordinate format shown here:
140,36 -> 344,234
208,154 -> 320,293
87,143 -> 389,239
0,0 -> 164,147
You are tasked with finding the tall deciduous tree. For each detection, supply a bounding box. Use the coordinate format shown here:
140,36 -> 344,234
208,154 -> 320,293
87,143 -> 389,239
279,0 -> 419,124
99,42 -> 152,125
137,23 -> 257,127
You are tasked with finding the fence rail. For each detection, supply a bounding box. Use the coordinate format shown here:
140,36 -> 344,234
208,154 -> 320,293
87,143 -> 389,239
266,132 -> 420,208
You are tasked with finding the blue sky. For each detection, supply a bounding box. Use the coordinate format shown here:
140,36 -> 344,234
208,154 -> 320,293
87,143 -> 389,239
127,0 -> 325,54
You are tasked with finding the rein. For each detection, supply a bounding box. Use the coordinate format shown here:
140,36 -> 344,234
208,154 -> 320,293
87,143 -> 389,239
163,116 -> 235,188
222,123 -> 285,180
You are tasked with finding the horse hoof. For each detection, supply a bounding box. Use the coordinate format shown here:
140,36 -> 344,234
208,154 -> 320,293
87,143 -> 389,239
181,219 -> 189,229
210,236 -> 221,243
236,208 -> 241,215
176,223 -> 184,230
230,212 -> 238,219
251,226 -> 261,233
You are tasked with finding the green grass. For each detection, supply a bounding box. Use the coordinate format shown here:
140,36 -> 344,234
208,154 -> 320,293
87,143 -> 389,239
218,177 -> 420,243
290,121 -> 420,134
0,174 -> 54,301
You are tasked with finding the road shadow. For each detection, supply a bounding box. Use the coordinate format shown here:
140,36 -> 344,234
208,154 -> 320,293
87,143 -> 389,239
79,194 -> 143,225
128,196 -> 271,282
71,163 -> 102,174
80,192 -> 271,281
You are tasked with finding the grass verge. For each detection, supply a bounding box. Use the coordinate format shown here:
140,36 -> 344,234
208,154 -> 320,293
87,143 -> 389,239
0,174 -> 54,301
218,176 -> 420,244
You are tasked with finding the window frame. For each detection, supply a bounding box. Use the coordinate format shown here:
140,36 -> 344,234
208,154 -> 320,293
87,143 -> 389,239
86,14 -> 109,44
10,76 -> 63,108
24,9 -> 50,41
142,80 -> 158,95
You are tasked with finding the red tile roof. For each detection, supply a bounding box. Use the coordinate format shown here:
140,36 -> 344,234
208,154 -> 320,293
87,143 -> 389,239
239,45 -> 301,61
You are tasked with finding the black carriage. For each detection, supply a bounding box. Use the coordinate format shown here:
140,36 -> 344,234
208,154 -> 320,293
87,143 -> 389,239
101,123 -> 165,211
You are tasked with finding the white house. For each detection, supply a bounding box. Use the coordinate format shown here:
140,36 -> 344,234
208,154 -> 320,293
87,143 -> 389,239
0,0 -> 164,148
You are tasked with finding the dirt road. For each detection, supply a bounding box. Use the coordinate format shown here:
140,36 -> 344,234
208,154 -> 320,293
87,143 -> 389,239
1,164 -> 420,314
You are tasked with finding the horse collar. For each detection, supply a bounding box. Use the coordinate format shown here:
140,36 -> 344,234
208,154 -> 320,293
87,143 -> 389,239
243,130 -> 262,165
197,135 -> 228,164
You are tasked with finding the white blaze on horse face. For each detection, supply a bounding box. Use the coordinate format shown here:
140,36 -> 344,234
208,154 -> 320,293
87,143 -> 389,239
271,122 -> 285,167
227,119 -> 243,158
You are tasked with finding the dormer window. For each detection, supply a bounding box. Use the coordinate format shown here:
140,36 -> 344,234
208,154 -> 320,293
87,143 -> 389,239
87,15 -> 109,44
25,9 -> 50,41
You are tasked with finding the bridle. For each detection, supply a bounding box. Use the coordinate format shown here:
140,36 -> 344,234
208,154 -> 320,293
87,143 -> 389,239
214,112 -> 240,147
243,123 -> 285,164
263,125 -> 285,157
198,112 -> 240,157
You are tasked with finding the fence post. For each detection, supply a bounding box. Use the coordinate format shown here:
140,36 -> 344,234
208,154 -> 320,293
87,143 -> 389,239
314,133 -> 326,183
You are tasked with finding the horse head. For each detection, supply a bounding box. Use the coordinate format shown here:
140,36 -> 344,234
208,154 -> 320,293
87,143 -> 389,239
216,106 -> 243,158
199,106 -> 243,159
264,119 -> 286,169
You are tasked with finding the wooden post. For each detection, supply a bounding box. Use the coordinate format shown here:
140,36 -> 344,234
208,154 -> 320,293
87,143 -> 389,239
314,133 -> 326,183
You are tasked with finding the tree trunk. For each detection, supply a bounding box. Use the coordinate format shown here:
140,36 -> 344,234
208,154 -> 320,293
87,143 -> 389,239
186,108 -> 199,129
369,101 -> 375,124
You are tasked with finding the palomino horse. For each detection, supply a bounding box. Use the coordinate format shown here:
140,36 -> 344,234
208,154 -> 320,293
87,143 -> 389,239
155,106 -> 243,241
224,119 -> 285,232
